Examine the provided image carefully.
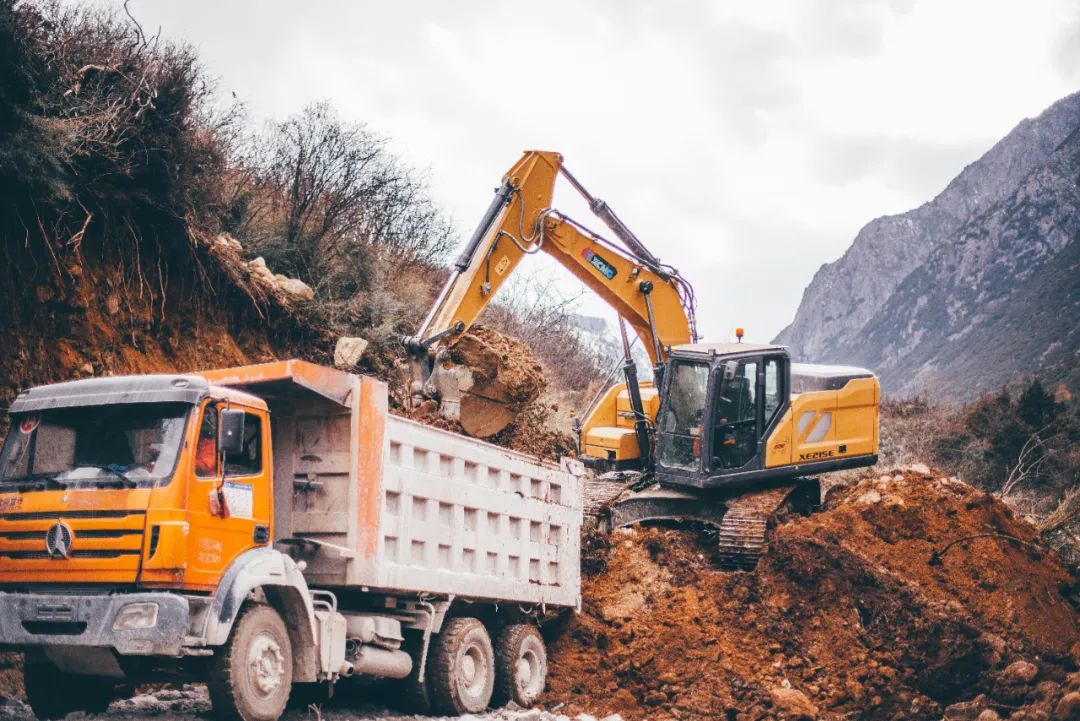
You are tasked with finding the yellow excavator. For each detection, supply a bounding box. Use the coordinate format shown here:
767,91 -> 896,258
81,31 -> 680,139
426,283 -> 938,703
404,150 -> 880,568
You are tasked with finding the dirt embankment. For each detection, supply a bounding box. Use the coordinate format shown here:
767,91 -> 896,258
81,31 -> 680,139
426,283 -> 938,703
543,471 -> 1080,721
0,238 -> 326,425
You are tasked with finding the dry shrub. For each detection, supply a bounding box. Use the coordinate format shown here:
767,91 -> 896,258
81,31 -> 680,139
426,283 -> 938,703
0,0 -> 315,410
225,103 -> 454,339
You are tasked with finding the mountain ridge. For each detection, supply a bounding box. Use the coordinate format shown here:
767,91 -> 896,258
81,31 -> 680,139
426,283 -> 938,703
775,91 -> 1080,400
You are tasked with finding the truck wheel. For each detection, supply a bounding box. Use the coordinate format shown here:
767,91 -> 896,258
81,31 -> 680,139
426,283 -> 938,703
427,617 -> 495,715
492,624 -> 548,707
208,604 -> 293,721
24,662 -> 116,719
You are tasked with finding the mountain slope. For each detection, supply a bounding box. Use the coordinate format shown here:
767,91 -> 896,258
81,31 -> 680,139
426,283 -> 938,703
849,125 -> 1080,398
774,92 -> 1080,364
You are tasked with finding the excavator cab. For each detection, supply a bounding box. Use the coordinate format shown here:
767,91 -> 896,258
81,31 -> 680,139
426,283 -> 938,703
651,341 -> 879,490
655,343 -> 791,488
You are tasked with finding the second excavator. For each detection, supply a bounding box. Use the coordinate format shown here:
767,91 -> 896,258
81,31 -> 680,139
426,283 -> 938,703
403,151 -> 880,568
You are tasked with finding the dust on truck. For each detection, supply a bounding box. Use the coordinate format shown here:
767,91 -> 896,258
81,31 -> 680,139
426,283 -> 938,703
0,360 -> 582,721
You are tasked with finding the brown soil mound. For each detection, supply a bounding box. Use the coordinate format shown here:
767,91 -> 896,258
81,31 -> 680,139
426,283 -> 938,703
448,325 -> 547,437
449,325 -> 546,404
396,398 -> 574,462
488,400 -> 576,460
543,471 -> 1080,721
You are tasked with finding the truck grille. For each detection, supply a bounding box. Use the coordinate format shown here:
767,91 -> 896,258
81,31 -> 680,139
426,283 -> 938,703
0,510 -> 146,579
0,510 -> 138,521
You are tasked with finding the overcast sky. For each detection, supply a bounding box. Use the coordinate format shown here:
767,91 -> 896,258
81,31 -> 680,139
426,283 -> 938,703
127,0 -> 1079,345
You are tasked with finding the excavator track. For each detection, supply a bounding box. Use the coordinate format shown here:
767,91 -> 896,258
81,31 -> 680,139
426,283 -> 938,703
713,485 -> 796,571
595,477 -> 820,571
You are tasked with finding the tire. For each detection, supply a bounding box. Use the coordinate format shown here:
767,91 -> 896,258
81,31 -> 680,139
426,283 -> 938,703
427,617 -> 495,715
492,624 -> 548,708
24,662 -> 116,719
208,604 -> 293,721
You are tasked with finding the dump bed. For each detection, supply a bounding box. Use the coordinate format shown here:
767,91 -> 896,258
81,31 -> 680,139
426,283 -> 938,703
202,360 -> 581,609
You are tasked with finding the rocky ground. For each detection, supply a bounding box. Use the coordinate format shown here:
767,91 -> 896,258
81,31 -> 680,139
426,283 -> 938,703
0,685 -> 613,721
543,470 -> 1080,721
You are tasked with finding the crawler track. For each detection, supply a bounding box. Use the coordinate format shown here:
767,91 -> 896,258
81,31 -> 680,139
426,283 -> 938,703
713,485 -> 795,570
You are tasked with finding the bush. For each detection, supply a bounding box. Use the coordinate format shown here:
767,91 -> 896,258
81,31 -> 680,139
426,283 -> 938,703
884,381 -> 1079,516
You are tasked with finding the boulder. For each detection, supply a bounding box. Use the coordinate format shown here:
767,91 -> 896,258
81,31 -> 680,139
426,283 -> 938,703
857,490 -> 882,505
334,337 -> 369,369
1004,660 -> 1040,685
769,686 -> 818,720
276,276 -> 314,302
1055,692 -> 1080,721
943,695 -> 987,720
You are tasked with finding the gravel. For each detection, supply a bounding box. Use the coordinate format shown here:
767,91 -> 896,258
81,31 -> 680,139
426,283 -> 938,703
0,686 -> 611,721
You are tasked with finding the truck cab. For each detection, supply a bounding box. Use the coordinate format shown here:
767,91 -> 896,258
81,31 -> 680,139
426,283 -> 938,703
0,375 -> 272,590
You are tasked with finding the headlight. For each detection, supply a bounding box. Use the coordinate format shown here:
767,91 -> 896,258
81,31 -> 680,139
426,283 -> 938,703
113,602 -> 159,630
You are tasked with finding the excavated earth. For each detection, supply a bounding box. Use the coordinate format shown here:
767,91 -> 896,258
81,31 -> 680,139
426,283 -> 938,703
399,324 -> 573,459
542,471 -> 1080,721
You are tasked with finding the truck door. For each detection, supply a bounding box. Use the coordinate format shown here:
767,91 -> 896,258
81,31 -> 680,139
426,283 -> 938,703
185,403 -> 272,590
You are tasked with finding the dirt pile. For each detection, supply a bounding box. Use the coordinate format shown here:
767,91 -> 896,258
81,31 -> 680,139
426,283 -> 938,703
448,325 -> 547,437
399,397 -> 574,461
543,471 -> 1080,721
398,324 -> 568,457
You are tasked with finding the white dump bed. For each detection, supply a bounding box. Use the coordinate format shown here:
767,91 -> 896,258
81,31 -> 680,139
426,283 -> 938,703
202,360 -> 581,609
373,415 -> 580,606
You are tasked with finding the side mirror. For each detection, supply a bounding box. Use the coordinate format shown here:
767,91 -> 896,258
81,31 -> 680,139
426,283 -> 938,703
723,360 -> 739,381
218,409 -> 246,456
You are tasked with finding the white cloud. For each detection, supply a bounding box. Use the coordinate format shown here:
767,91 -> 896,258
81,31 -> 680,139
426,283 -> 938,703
124,0 -> 1078,346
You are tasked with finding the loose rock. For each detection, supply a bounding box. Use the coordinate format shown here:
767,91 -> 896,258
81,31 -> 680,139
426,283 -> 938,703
1004,661 -> 1040,685
769,687 -> 818,720
334,336 -> 369,369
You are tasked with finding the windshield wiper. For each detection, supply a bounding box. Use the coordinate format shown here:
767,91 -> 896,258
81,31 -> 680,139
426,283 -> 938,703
76,464 -> 139,488
5,474 -> 68,492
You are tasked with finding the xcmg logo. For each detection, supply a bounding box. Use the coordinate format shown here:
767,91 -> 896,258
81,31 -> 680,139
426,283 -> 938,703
582,248 -> 617,280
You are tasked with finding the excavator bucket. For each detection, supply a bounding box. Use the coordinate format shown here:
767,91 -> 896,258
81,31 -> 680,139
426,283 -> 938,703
423,327 -> 546,438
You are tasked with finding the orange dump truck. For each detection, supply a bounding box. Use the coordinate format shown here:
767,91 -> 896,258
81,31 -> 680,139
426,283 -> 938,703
0,360 -> 581,721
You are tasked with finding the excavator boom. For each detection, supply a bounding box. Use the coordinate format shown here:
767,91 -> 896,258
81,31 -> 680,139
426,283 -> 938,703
404,150 -> 697,442
409,151 -> 695,366
404,151 -> 882,571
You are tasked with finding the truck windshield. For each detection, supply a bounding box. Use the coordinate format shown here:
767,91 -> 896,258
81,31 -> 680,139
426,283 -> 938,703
0,402 -> 191,488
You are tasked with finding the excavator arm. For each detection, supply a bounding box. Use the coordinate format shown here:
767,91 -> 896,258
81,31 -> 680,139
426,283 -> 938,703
404,150 -> 697,450
408,150 -> 695,367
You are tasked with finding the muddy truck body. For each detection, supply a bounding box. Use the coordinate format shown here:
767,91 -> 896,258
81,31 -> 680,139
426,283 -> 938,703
0,360 -> 581,721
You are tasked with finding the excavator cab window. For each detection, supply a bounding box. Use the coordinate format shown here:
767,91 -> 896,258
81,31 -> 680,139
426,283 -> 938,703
712,360 -> 758,469
658,361 -> 710,470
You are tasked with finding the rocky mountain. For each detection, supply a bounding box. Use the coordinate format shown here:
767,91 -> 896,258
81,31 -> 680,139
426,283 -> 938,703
775,92 -> 1080,400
